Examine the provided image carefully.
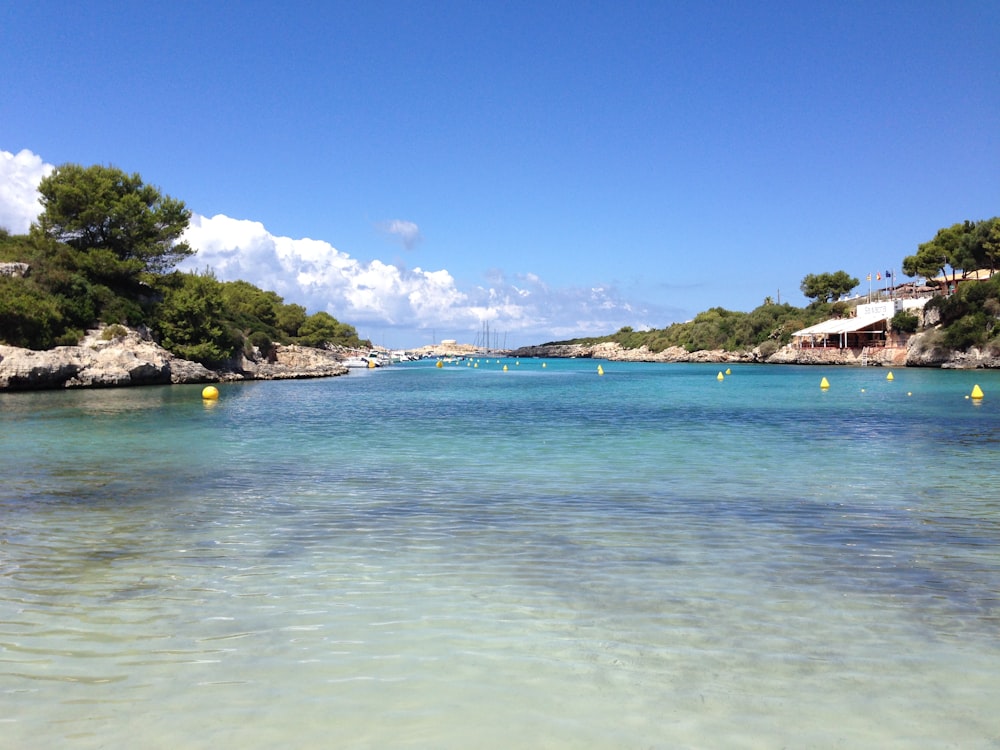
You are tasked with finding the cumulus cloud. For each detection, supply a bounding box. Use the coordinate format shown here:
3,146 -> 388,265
0,148 -> 664,347
0,149 -> 54,233
181,214 -> 472,329
180,216 -> 657,344
378,219 -> 423,249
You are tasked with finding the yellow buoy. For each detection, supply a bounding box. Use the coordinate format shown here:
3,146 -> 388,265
717,372 -> 724,381
725,368 -> 731,375
201,385 -> 219,400
474,362 -> 478,368
886,371 -> 894,381
820,377 -> 830,389
436,360 -> 443,368
542,362 -> 546,368
971,384 -> 984,399
503,364 -> 508,371
597,365 -> 604,376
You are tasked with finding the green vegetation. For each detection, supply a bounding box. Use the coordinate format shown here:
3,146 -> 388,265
555,302 -> 831,353
902,218 -> 1000,291
0,164 -> 368,362
550,217 -> 1000,355
923,272 -> 1000,351
800,270 -> 860,304
889,310 -> 919,334
2,161 -> 997,362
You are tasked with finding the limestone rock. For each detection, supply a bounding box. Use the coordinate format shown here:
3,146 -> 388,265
241,345 -> 348,379
0,326 -> 347,391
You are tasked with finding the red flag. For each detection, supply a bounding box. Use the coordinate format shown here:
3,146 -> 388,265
876,272 -> 881,280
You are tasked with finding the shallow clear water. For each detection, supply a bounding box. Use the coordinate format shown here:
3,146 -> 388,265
2,360 -> 999,748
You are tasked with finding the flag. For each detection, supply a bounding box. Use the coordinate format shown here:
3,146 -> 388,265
867,273 -> 871,281
876,272 -> 881,280
885,269 -> 892,278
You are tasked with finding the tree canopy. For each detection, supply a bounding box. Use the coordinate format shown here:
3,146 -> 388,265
902,218 -> 1000,288
35,164 -> 194,276
1,163 -> 370,359
799,271 -> 859,304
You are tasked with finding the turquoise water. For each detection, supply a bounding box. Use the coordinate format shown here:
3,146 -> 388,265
2,359 -> 999,749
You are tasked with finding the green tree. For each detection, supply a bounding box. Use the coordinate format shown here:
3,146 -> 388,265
903,222 -> 970,290
799,271 -> 859,304
154,272 -> 239,365
970,217 -> 1000,273
0,276 -> 64,349
296,312 -> 340,347
221,280 -> 281,328
35,164 -> 193,276
276,303 -> 307,338
890,310 -> 919,333
296,311 -> 365,348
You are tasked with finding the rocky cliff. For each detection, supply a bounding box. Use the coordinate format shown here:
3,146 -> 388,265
0,327 -> 349,391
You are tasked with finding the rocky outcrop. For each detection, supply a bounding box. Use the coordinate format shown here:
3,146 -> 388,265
512,341 -> 760,363
0,327 -> 348,391
235,344 -> 350,380
0,262 -> 31,278
903,331 -> 1000,368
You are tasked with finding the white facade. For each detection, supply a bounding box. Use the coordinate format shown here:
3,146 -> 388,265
856,300 -> 902,318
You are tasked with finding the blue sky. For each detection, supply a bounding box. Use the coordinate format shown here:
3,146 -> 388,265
2,1 -> 998,349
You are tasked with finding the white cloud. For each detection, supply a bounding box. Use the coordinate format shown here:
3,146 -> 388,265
0,148 -> 666,348
181,214 -> 475,330
378,219 -> 423,249
181,216 -> 656,345
0,149 -> 54,233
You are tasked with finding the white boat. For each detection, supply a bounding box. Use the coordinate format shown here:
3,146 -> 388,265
343,356 -> 375,369
343,350 -> 392,369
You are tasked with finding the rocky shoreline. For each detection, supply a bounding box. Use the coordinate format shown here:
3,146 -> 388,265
512,331 -> 1000,369
0,327 -> 349,391
4,327 -> 999,393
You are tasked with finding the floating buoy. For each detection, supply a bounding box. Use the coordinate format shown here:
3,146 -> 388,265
201,386 -> 219,400
515,361 -> 520,366
886,371 -> 894,381
436,360 -> 443,368
474,362 -> 478,368
717,372 -> 724,381
503,364 -> 508,371
597,365 -> 604,376
542,362 -> 546,368
971,384 -> 984,399
725,368 -> 731,375
820,377 -> 830,389
907,392 -> 912,396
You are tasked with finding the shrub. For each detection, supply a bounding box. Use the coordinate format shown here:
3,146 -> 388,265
55,329 -> 84,346
248,330 -> 273,357
101,324 -> 129,340
757,339 -> 780,358
890,310 -> 919,333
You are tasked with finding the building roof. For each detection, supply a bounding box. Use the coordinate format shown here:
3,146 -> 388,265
791,313 -> 889,337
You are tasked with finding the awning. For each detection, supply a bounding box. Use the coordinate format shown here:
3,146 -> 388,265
791,313 -> 888,337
